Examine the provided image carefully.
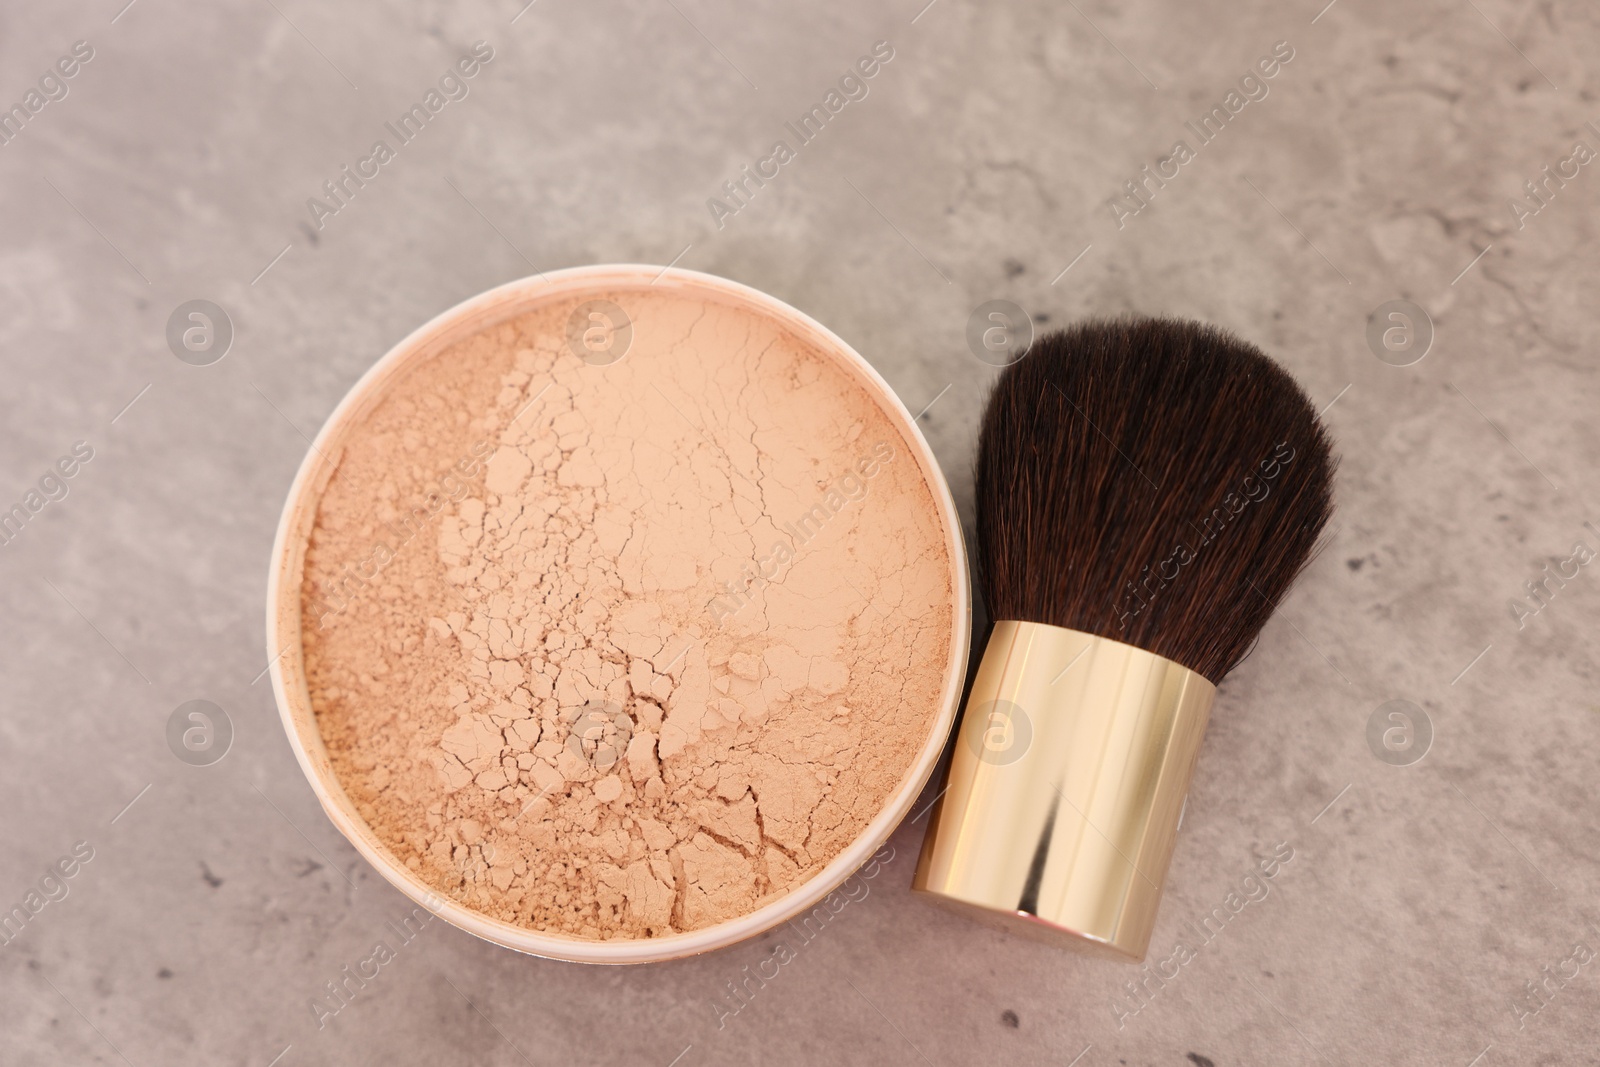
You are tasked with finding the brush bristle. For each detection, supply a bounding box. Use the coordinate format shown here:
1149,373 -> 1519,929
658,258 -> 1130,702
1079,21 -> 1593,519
976,317 -> 1336,684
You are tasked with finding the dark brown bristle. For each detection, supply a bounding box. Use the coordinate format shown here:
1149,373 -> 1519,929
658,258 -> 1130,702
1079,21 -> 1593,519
976,317 -> 1337,684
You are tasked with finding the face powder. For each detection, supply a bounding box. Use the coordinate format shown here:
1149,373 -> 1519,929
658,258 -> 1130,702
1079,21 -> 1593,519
284,270 -> 963,950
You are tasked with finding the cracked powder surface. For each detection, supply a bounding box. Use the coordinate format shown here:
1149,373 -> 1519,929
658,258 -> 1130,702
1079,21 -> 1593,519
300,284 -> 954,940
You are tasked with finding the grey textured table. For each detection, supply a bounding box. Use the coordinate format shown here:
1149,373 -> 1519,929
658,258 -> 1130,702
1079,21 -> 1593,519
2,1 -> 1597,1064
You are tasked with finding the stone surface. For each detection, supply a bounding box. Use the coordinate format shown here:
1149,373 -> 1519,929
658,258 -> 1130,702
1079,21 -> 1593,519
1,0 -> 1597,1064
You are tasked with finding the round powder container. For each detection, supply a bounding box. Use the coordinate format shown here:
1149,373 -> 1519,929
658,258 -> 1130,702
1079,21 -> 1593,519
267,265 -> 970,963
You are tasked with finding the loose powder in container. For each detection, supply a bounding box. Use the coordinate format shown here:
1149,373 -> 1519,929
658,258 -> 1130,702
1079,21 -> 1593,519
297,279 -> 956,942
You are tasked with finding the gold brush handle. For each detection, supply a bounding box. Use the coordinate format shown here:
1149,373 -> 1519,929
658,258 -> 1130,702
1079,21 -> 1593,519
912,621 -> 1216,962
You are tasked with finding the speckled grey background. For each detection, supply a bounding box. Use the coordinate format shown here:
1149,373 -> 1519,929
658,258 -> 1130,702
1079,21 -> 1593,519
2,0 -> 1597,1064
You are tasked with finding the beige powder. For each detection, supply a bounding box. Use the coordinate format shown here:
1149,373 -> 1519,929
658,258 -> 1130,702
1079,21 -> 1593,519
300,284 -> 953,940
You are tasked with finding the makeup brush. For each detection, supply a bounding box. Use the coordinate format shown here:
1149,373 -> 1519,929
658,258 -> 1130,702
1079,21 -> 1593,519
912,317 -> 1335,961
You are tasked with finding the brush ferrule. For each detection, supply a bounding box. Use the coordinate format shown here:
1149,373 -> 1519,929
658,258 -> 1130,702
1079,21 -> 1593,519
912,621 -> 1215,962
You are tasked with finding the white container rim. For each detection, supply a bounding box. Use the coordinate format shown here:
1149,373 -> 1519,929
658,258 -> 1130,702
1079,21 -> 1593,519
265,264 -> 971,964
